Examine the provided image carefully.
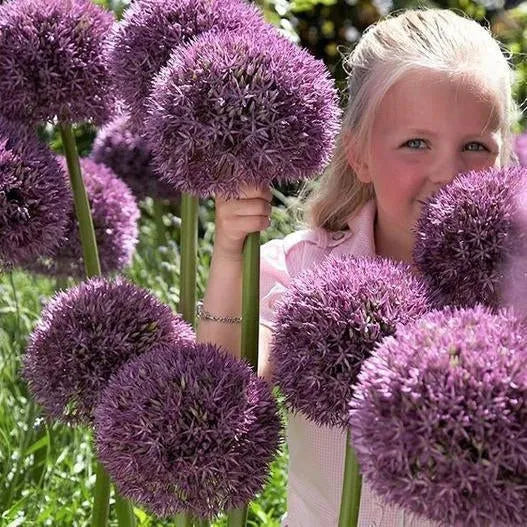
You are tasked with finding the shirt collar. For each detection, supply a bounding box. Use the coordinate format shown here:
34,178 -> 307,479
330,199 -> 376,258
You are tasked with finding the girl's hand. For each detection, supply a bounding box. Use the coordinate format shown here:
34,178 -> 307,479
214,184 -> 273,259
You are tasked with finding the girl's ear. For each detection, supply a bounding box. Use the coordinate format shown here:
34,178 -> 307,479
342,130 -> 372,183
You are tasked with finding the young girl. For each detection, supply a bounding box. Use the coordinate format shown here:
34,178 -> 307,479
196,8 -> 520,526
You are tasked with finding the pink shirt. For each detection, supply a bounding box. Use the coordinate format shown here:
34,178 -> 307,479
259,200 -> 439,527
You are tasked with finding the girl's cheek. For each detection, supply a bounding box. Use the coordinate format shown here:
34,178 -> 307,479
465,156 -> 499,172
396,168 -> 427,193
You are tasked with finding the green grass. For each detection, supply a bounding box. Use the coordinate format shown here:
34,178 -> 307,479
0,197 -> 297,526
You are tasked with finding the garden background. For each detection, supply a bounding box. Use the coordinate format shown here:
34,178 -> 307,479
1,0 -> 526,525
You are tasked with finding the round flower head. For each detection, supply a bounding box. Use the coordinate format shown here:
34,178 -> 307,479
145,29 -> 341,198
23,276 -> 195,424
107,0 -> 266,129
0,118 -> 71,268
414,166 -> 527,309
270,255 -> 430,428
90,113 -> 179,201
94,342 -> 282,519
30,157 -> 139,278
0,0 -> 115,125
350,305 -> 527,527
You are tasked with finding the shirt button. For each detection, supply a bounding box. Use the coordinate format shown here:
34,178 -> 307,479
331,231 -> 345,240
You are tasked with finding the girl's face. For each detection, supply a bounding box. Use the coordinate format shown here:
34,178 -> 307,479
349,69 -> 502,262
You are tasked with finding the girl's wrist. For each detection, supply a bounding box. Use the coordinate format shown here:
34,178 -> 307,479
213,237 -> 245,262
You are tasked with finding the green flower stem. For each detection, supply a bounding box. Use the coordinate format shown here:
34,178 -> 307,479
174,513 -> 193,527
190,515 -> 210,527
179,192 -> 198,328
338,430 -> 362,527
226,231 -> 260,527
240,231 -> 260,370
115,493 -> 137,527
226,506 -> 248,527
92,461 -> 111,527
58,123 -> 101,278
59,122 -> 134,527
176,192 -> 198,526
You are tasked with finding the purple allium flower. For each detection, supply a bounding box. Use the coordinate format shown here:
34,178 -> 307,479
270,255 -> 430,428
94,342 -> 282,519
349,305 -> 527,527
145,29 -> 341,198
29,157 -> 139,278
23,276 -> 195,424
0,0 -> 115,125
106,0 -> 266,130
514,133 -> 527,166
90,113 -> 179,201
414,166 -> 527,309
0,117 -> 71,268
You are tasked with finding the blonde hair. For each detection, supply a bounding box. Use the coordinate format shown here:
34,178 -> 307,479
295,8 -> 520,232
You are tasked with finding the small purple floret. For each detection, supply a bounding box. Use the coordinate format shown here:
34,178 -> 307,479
271,255 -> 430,428
350,305 -> 527,527
94,341 -> 282,519
23,277 -> 195,424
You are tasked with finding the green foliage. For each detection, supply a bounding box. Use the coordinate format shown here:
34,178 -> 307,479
493,4 -> 527,130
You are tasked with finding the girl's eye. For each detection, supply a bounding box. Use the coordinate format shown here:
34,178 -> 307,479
403,138 -> 427,149
464,142 -> 488,152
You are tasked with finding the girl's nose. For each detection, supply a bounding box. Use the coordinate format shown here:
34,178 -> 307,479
427,156 -> 464,186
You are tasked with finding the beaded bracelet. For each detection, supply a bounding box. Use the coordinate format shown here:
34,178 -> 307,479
196,301 -> 242,324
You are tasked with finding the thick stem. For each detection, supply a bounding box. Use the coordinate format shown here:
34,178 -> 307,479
338,430 -> 362,527
226,507 -> 248,527
58,123 -> 101,278
226,232 -> 260,527
240,232 -> 260,370
176,192 -> 199,526
115,492 -> 137,527
179,193 -> 198,329
92,461 -> 111,527
174,513 -> 194,527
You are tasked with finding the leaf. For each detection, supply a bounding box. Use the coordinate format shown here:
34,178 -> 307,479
24,434 -> 49,457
